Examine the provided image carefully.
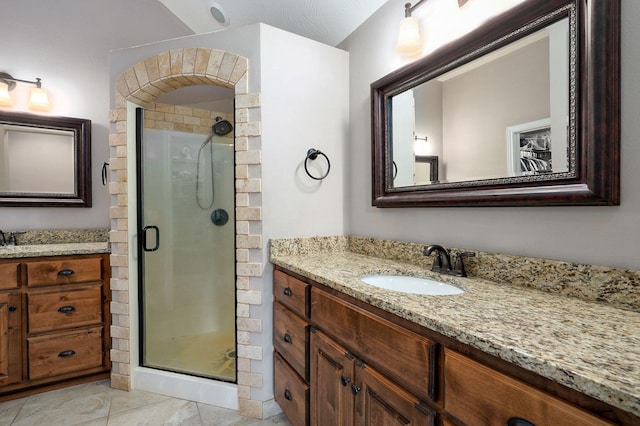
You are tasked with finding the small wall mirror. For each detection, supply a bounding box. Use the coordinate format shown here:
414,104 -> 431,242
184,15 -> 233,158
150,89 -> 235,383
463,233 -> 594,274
371,0 -> 619,207
0,111 -> 91,207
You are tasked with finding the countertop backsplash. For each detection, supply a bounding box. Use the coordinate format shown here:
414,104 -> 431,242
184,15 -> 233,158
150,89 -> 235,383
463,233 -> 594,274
270,235 -> 640,312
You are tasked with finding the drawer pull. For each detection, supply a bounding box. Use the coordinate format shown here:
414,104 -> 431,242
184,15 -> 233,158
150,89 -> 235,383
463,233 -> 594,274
58,350 -> 76,358
284,389 -> 292,401
58,305 -> 76,314
507,418 -> 536,426
341,376 -> 351,386
283,287 -> 292,297
283,333 -> 292,344
57,269 -> 75,276
351,385 -> 361,396
8,306 -> 17,312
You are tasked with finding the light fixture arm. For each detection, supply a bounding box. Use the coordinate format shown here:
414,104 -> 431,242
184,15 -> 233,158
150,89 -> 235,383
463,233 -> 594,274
404,0 -> 429,17
0,72 -> 42,91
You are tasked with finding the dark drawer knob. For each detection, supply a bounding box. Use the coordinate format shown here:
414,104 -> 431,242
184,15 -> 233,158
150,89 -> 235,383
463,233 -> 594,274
284,389 -> 292,401
283,333 -> 292,344
508,418 -> 536,426
58,350 -> 76,358
283,287 -> 292,297
351,385 -> 361,396
341,376 -> 351,386
57,269 -> 75,277
8,306 -> 17,312
58,305 -> 76,314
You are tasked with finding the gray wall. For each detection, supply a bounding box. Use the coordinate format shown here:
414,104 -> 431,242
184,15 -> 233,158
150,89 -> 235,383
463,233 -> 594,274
0,0 -> 190,230
342,0 -> 639,270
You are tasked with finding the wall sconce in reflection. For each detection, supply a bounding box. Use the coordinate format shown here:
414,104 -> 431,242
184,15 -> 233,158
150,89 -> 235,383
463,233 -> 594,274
0,72 -> 51,111
414,135 -> 430,155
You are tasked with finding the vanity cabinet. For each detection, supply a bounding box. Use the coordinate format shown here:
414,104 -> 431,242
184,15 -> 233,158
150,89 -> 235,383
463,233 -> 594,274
273,267 -> 630,425
310,329 -> 435,425
0,254 -> 111,400
273,269 -> 436,425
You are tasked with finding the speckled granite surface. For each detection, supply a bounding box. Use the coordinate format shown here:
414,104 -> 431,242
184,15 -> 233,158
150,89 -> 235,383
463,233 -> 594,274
10,229 -> 109,245
0,229 -> 110,258
270,236 -> 640,417
0,242 -> 110,258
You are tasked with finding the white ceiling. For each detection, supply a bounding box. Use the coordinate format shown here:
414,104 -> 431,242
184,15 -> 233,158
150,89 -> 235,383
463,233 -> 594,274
158,0 -> 389,47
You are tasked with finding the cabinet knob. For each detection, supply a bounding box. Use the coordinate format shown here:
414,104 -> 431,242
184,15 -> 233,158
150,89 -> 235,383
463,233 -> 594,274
340,376 -> 351,386
283,333 -> 292,344
58,350 -> 76,358
507,418 -> 536,426
57,269 -> 75,277
351,385 -> 361,396
8,306 -> 17,312
284,389 -> 292,401
283,287 -> 292,297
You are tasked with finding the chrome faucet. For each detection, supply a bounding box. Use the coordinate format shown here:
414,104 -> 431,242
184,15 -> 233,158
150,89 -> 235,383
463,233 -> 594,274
424,245 -> 475,277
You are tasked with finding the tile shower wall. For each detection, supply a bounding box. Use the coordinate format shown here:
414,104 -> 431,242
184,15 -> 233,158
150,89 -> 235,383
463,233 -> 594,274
109,48 -> 267,418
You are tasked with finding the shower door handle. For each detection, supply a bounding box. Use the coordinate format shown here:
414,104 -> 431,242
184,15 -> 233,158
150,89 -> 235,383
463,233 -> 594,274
142,225 -> 160,252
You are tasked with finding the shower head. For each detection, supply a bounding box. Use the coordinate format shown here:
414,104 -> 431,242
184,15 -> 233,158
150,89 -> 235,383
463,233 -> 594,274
212,117 -> 233,136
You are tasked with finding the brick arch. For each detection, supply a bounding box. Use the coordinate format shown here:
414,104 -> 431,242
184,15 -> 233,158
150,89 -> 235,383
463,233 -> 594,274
108,47 -> 266,417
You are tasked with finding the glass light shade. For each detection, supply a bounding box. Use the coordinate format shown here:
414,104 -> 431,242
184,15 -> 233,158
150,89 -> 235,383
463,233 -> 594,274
396,16 -> 423,56
28,87 -> 50,111
0,82 -> 12,106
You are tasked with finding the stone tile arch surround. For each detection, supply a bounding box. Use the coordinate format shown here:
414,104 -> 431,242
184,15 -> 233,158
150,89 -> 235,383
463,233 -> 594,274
108,48 -> 265,417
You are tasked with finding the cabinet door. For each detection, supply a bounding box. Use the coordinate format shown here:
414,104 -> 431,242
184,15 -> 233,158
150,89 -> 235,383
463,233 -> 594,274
354,362 -> 435,426
310,329 -> 355,426
0,292 -> 22,387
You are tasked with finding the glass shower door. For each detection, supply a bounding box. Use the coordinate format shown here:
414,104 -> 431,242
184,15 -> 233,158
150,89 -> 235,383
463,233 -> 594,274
136,108 -> 236,382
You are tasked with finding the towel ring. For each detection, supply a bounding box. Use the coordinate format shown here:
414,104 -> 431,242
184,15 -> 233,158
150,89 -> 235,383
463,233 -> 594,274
304,148 -> 330,180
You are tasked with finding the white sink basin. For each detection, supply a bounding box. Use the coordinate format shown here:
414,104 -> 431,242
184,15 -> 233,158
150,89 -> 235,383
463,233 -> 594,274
360,274 -> 464,295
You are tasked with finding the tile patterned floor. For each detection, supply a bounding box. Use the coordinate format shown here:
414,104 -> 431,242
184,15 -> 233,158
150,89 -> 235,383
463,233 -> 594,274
0,380 -> 292,425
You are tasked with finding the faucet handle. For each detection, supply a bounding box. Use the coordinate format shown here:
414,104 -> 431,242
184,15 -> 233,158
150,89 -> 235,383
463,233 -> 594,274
452,252 -> 475,277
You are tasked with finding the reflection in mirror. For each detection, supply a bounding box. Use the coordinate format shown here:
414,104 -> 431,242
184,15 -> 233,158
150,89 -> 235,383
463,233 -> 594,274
0,112 -> 91,207
391,18 -> 569,187
372,0 -> 620,207
1,125 -> 75,194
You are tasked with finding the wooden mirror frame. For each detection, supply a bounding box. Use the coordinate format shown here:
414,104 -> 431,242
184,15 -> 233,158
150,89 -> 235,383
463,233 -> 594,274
371,0 -> 620,207
0,111 -> 92,207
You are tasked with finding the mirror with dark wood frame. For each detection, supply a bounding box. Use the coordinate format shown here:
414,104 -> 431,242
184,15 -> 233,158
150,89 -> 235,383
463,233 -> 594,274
371,0 -> 619,207
0,111 -> 92,207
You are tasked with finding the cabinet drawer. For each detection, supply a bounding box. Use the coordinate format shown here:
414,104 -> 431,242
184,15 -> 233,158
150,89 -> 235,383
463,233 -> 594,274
0,263 -> 20,290
443,349 -> 612,426
311,287 -> 435,401
274,302 -> 309,381
28,286 -> 102,333
275,351 -> 309,426
27,257 -> 102,287
274,270 -> 309,318
28,326 -> 103,380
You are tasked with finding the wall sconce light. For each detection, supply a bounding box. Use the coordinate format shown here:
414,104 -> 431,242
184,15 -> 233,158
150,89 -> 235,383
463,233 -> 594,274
0,72 -> 51,111
396,0 -> 468,56
396,1 -> 429,56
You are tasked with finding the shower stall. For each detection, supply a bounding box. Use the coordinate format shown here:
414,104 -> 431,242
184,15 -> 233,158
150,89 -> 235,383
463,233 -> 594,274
136,108 -> 236,382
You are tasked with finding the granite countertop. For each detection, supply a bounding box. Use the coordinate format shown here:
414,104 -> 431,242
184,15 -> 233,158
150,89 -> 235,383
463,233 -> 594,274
271,250 -> 640,417
0,242 -> 110,259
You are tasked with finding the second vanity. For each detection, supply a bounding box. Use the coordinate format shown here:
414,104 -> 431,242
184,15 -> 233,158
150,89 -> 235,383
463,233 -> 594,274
270,237 -> 640,425
0,238 -> 111,401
